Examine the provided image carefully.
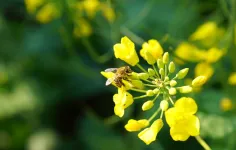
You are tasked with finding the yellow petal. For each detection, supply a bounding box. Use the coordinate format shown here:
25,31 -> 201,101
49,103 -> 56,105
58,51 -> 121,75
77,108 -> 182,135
186,115 -> 200,136
195,62 -> 214,80
114,105 -> 124,117
138,119 -> 163,145
204,47 -> 224,63
165,107 -> 178,127
170,125 -> 190,141
174,97 -> 197,115
125,119 -> 149,132
228,72 -> 236,85
220,97 -> 233,111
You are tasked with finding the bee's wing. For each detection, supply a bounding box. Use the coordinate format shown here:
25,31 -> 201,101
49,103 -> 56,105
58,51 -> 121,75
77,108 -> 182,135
106,77 -> 115,86
105,68 -> 117,72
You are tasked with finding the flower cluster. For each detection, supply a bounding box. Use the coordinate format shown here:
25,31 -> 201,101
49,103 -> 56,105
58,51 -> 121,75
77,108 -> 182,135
175,22 -> 225,86
25,0 -> 115,37
101,36 -> 206,145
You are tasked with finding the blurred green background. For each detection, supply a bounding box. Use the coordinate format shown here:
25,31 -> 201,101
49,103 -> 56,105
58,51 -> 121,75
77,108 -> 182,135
0,0 -> 236,149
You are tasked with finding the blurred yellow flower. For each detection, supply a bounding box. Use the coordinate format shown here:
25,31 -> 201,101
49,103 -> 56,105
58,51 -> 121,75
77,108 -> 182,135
192,76 -> 207,87
204,47 -> 224,63
113,87 -> 133,117
228,72 -> 236,85
114,36 -> 139,66
138,119 -> 163,145
25,0 -> 45,14
195,62 -> 214,80
36,3 -> 60,24
73,18 -> 93,37
101,4 -> 115,23
82,0 -> 100,18
125,119 -> 149,132
175,42 -> 205,62
165,97 -> 200,141
220,98 -> 233,111
140,39 -> 163,64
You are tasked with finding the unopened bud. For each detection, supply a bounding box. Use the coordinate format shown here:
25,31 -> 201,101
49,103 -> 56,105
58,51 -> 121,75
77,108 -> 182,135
148,68 -> 155,76
157,59 -> 164,69
138,73 -> 149,80
170,80 -> 177,86
163,52 -> 169,64
164,76 -> 169,81
131,72 -> 139,79
146,90 -> 154,96
142,100 -> 154,111
168,61 -> 175,73
178,86 -> 192,93
192,76 -> 207,87
159,68 -> 165,76
176,68 -> 189,79
153,88 -> 160,94
131,80 -> 144,89
169,87 -> 176,95
160,100 -> 169,111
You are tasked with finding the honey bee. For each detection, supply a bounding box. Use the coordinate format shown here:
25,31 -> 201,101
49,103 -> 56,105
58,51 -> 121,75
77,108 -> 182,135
105,66 -> 133,87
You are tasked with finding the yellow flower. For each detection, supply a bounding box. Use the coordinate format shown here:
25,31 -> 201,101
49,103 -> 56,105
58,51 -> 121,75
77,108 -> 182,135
74,18 -> 92,37
165,97 -> 200,141
138,119 -> 163,145
25,0 -> 45,14
192,76 -> 207,87
140,39 -> 163,64
113,87 -> 133,117
195,62 -> 214,80
228,72 -> 236,85
114,36 -> 139,66
82,0 -> 100,18
101,4 -> 115,23
220,98 -> 233,111
175,42 -> 206,62
125,119 -> 149,132
204,47 -> 224,63
36,3 -> 60,24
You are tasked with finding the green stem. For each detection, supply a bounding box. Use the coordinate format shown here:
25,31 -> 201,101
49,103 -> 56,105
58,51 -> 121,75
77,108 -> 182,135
148,108 -> 161,122
134,95 -> 148,100
81,38 -> 113,64
160,110 -> 164,119
137,64 -> 148,73
120,26 -> 145,46
130,88 -> 147,93
144,84 -> 157,87
142,79 -> 154,84
168,96 -> 175,105
152,64 -> 161,79
195,136 -> 211,150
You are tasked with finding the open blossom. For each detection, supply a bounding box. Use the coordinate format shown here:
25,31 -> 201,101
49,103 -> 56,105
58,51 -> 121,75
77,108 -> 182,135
113,36 -> 139,66
165,97 -> 200,141
113,86 -> 133,117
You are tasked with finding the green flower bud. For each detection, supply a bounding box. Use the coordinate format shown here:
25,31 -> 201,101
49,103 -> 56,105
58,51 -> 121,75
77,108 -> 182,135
168,61 -> 175,73
170,80 -> 177,86
153,88 -> 160,94
159,68 -> 165,76
160,100 -> 169,111
142,100 -> 154,111
164,76 -> 169,81
163,52 -> 169,64
176,68 -> 189,79
148,68 -> 155,76
146,90 -> 154,96
157,59 -> 164,69
131,72 -> 139,79
192,76 -> 207,87
178,86 -> 192,93
138,73 -> 149,80
131,80 -> 144,89
169,87 -> 176,95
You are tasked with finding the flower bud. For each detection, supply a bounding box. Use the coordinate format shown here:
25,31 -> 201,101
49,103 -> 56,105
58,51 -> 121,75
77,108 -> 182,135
163,52 -> 169,64
178,86 -> 192,93
138,73 -> 149,80
157,59 -> 164,69
164,76 -> 169,81
142,100 -> 154,111
153,88 -> 160,94
148,68 -> 155,76
160,100 -> 169,111
170,80 -> 177,86
131,72 -> 139,79
159,68 -> 164,76
168,61 -> 175,73
146,90 -> 154,96
131,80 -> 144,89
192,76 -> 207,87
169,87 -> 176,95
176,68 -> 189,79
